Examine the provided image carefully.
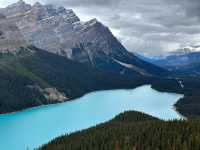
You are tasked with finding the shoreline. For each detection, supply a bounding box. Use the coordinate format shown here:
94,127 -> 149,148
172,105 -> 187,120
0,84 -> 185,119
0,85 -> 187,150
0,84 -> 147,116
0,102 -> 64,116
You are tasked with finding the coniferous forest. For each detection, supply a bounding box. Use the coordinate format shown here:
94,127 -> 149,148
40,111 -> 200,150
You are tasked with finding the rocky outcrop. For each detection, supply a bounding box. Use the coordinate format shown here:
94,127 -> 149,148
0,13 -> 26,53
0,1 -> 81,55
27,84 -> 68,103
43,88 -> 68,102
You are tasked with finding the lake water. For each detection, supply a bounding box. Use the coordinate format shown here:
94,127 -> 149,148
0,85 -> 184,150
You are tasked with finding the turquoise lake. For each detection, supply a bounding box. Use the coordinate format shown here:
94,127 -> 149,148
0,85 -> 184,150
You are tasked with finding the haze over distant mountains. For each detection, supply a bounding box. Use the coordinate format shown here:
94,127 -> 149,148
137,45 -> 200,76
168,45 -> 200,56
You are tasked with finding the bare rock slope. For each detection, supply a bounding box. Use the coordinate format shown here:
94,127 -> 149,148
0,0 -> 167,77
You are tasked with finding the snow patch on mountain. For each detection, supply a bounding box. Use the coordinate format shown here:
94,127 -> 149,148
113,58 -> 134,69
113,58 -> 150,76
169,45 -> 200,56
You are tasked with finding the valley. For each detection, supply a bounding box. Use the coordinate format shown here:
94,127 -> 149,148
0,1 -> 200,150
0,46 -> 145,114
0,1 -> 168,114
0,85 -> 183,150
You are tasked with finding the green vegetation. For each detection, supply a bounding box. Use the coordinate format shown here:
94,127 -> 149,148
39,111 -> 200,150
151,76 -> 200,117
1,46 -> 200,118
0,47 -> 145,114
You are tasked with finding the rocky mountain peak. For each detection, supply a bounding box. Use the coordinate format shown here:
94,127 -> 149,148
80,18 -> 101,29
28,2 -> 80,23
0,1 -> 128,64
7,0 -> 30,9
33,2 -> 43,8
86,18 -> 98,25
57,6 -> 67,14
0,1 -> 166,77
169,45 -> 200,56
0,0 -> 31,17
11,0 -> 26,6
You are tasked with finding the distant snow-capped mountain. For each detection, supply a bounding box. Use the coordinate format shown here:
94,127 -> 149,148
169,45 -> 200,56
136,45 -> 200,75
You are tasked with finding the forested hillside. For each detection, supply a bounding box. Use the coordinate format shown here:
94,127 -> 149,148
0,47 -> 145,114
151,77 -> 200,117
40,111 -> 200,150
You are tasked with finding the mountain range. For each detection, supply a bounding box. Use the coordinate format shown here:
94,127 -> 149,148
2,1 -> 199,116
141,46 -> 200,76
0,1 -> 170,113
132,44 -> 200,77
0,0 -> 167,77
169,45 -> 200,56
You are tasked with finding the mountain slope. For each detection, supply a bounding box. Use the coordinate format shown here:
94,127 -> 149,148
0,46 -> 145,114
175,62 -> 200,75
0,1 -> 171,114
40,111 -> 200,150
149,52 -> 200,75
0,13 -> 26,53
0,0 -> 168,77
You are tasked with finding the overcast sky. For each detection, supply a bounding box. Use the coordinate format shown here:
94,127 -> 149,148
1,0 -> 200,56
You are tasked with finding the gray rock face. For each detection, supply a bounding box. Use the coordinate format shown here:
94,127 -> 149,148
0,1 -> 83,56
0,1 -> 128,57
0,1 -> 167,76
0,13 -> 26,53
0,0 -> 31,17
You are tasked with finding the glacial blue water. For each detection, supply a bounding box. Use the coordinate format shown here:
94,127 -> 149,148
0,85 -> 184,150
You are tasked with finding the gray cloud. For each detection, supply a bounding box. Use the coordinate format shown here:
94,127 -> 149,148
1,0 -> 200,56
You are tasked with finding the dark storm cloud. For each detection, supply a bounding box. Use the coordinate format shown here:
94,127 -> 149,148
2,0 -> 200,55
